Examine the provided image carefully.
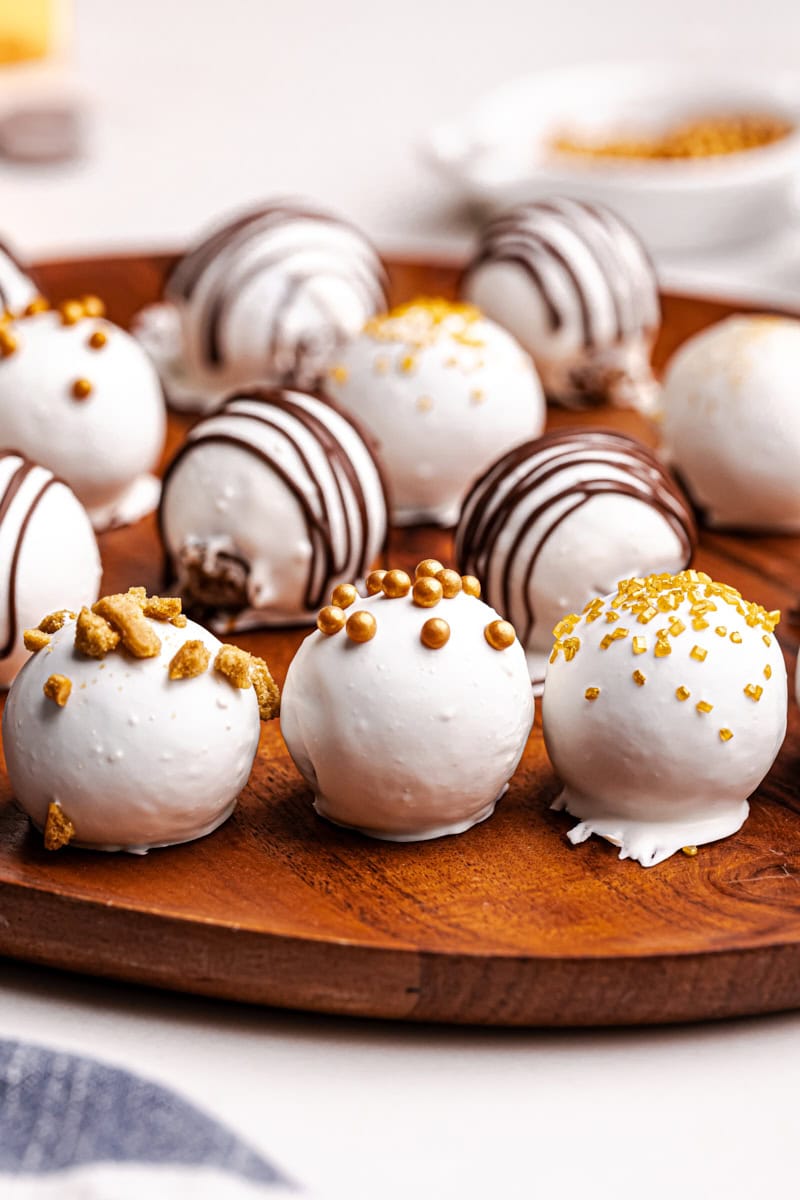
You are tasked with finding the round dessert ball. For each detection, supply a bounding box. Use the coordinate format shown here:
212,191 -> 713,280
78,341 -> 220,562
159,388 -> 388,631
280,561 -> 535,840
0,239 -> 39,314
0,300 -> 166,530
134,199 -> 388,414
0,451 -> 101,688
661,315 -> 800,530
542,570 -> 787,867
456,430 -> 697,691
3,588 -> 279,852
461,197 -> 660,412
326,298 -> 545,526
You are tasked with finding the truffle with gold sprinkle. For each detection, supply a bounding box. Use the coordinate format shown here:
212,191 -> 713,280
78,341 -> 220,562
3,587 -> 278,852
327,297 -> 545,526
542,569 -> 787,867
281,558 -> 534,841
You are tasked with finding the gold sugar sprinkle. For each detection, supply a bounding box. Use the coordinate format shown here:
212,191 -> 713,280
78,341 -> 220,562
632,636 -> 647,655
692,617 -> 709,631
43,674 -> 71,706
0,328 -> 17,357
329,364 -> 348,384
605,611 -> 620,623
730,631 -> 742,644
763,634 -> 772,647
764,664 -> 772,680
416,396 -> 433,412
696,700 -> 713,714
682,845 -> 699,857
669,619 -> 686,636
744,683 -> 763,702
676,686 -> 691,701
600,628 -> 628,649
690,645 -> 708,662
399,354 -> 416,373
632,670 -> 646,686
719,728 -> 734,742
470,388 -> 485,404
715,626 -> 727,637
562,636 -> 580,661
585,686 -> 600,700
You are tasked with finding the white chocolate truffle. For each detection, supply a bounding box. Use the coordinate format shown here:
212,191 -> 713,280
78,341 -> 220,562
456,430 -> 696,692
542,571 -> 787,867
661,316 -> 800,530
159,388 -> 388,631
281,569 -> 535,841
0,305 -> 166,530
0,239 -> 39,314
326,298 -> 545,526
0,452 -> 101,688
135,200 -> 388,414
462,198 -> 660,412
2,597 -> 273,852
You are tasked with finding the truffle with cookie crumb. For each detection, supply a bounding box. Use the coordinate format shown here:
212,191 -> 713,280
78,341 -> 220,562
542,570 -> 787,867
0,298 -> 166,530
3,587 -> 278,853
326,297 -> 545,526
281,559 -> 534,841
0,450 -> 101,689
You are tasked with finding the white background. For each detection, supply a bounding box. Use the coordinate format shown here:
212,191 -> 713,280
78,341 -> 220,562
3,2 -> 800,1197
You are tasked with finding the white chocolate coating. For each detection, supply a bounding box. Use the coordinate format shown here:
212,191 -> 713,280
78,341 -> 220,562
661,316 -> 800,530
456,430 -> 696,692
327,299 -> 545,526
0,241 -> 38,313
281,587 -> 535,840
2,614 -> 261,852
462,198 -> 660,412
160,389 -> 388,630
542,573 -> 787,866
135,201 -> 387,414
0,311 -> 166,530
0,453 -> 101,688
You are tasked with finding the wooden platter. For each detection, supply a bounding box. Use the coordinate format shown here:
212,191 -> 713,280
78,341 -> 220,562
2,252 -> 800,1027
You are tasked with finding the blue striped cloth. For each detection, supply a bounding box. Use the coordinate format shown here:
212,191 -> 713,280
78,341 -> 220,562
0,1039 -> 299,1198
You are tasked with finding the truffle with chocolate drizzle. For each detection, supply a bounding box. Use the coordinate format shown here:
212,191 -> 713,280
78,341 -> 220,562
461,197 -> 660,412
159,387 -> 389,631
0,451 -> 100,688
456,429 -> 696,692
3,587 -> 279,852
280,558 -> 534,841
134,199 -> 388,414
542,570 -> 787,866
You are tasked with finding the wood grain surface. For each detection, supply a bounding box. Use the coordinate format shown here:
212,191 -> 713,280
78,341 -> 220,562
1,253 -> 799,1027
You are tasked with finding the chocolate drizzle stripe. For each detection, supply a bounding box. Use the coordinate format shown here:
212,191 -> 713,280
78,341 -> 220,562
456,430 -> 697,647
0,459 -> 58,660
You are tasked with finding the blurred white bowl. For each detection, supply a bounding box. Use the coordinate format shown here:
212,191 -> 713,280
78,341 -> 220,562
424,62 -> 800,252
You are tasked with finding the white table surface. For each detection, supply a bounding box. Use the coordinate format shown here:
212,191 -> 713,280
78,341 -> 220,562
3,2 -> 800,1197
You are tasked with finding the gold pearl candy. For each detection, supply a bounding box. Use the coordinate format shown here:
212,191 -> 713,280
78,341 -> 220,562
0,328 -> 17,358
420,617 -> 450,649
81,295 -> 106,318
413,577 -> 443,608
24,296 -> 49,316
382,569 -> 411,598
331,582 -> 358,609
71,378 -> 93,401
317,605 -> 346,636
484,619 -> 515,650
88,329 -> 107,350
436,569 -> 462,599
415,558 -> 444,579
462,575 -> 481,598
346,610 -> 377,643
365,569 -> 387,595
60,300 -> 84,326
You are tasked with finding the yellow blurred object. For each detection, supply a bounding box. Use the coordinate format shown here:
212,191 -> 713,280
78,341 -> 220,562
551,113 -> 794,161
0,0 -> 55,65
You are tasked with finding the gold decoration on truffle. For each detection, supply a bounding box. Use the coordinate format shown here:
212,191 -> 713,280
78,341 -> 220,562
59,300 -> 84,326
461,575 -> 481,598
74,607 -> 120,658
421,617 -> 450,649
71,378 -> 93,401
214,644 -> 254,688
142,594 -> 182,621
331,583 -> 358,609
632,670 -> 646,686
365,569 -> 387,595
44,802 -> 75,851
764,664 -> 772,680
81,295 -> 106,318
346,610 -> 377,643
676,686 -> 691,702
730,632 -> 743,644
600,628 -> 629,649
719,728 -> 734,742
763,634 -> 772,647
37,609 -> 75,634
168,640 -> 211,680
743,683 -> 763,702
413,577 -> 443,608
690,645 -> 707,662
250,656 -> 280,721
682,845 -> 699,857
23,628 -> 51,652
92,593 -> 161,658
365,298 -> 483,351
382,569 -> 411,598
696,700 -> 713,714
43,674 -> 72,706
88,329 -> 107,350
436,569 -> 462,599
632,637 -> 647,655
715,626 -> 727,637
415,558 -> 444,580
329,364 -> 348,384
23,296 -> 49,316
585,686 -> 600,701
484,619 -> 516,651
0,327 -> 17,357
317,605 -> 346,636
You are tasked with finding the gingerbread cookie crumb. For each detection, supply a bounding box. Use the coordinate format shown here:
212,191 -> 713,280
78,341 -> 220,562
43,674 -> 72,706
168,639 -> 210,680
93,593 -> 161,658
37,609 -> 76,634
126,586 -> 147,604
143,595 -> 182,621
75,607 -> 120,658
214,644 -> 253,688
250,656 -> 280,720
44,801 -> 75,850
170,614 -> 188,628
23,628 -> 51,652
